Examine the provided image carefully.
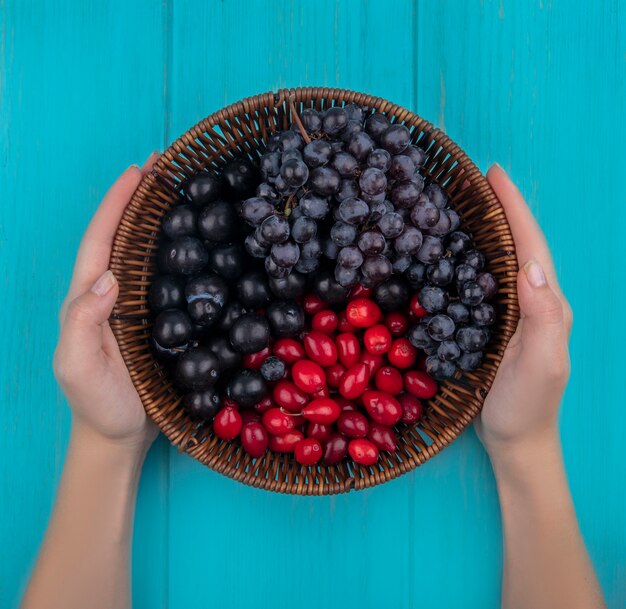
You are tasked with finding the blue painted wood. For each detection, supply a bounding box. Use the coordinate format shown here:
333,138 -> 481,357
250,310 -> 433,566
0,2 -> 169,607
416,3 -> 626,606
1,1 -> 625,608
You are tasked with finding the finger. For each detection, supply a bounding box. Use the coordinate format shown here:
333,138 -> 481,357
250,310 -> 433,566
68,152 -> 160,296
61,152 -> 161,324
516,258 -> 568,372
74,151 -> 160,293
486,164 -> 560,289
63,166 -> 142,308
59,271 -> 119,361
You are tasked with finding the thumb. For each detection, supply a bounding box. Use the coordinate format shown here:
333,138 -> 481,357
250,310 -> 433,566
60,270 -> 119,359
517,257 -> 566,363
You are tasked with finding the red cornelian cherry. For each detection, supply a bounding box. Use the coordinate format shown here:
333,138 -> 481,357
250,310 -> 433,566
385,311 -> 409,336
367,423 -> 396,452
294,438 -> 323,465
291,360 -> 326,394
337,311 -> 357,333
337,411 -> 369,438
253,396 -> 274,415
303,293 -> 328,315
363,324 -> 392,354
311,309 -> 339,334
409,293 -> 428,318
336,333 -> 361,368
268,430 -> 304,452
213,406 -> 243,441
301,397 -> 341,424
339,362 -> 371,400
262,407 -> 295,435
360,352 -> 384,376
349,284 -> 373,300
242,346 -> 271,369
273,338 -> 306,364
404,370 -> 438,399
375,366 -> 404,394
322,433 -> 349,464
348,438 -> 379,465
306,421 -> 334,443
346,298 -> 382,328
240,411 -> 261,425
222,398 -> 239,410
241,421 -> 269,458
398,393 -> 424,424
303,331 -> 338,367
273,380 -> 309,412
325,363 -> 346,388
361,390 -> 403,425
387,338 -> 418,369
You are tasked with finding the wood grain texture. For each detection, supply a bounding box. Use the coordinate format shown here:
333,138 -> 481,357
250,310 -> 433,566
417,3 -> 626,606
0,1 -> 169,607
1,1 -> 624,608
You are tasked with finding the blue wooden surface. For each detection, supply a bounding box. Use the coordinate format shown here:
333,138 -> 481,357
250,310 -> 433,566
1,1 -> 625,608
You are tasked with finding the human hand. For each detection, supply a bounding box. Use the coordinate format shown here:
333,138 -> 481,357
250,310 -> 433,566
53,153 -> 161,454
474,164 -> 573,460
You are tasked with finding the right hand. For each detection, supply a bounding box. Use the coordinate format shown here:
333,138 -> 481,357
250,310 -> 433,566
474,164 -> 574,459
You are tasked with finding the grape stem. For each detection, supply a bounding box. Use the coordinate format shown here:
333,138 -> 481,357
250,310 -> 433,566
283,192 -> 298,216
280,407 -> 303,417
288,95 -> 312,145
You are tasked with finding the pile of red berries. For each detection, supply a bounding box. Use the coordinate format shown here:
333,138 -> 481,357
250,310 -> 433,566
210,288 -> 437,466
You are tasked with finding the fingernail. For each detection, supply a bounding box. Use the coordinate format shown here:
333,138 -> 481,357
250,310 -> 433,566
492,162 -> 503,172
523,258 -> 546,288
91,270 -> 117,296
146,150 -> 161,164
127,163 -> 140,171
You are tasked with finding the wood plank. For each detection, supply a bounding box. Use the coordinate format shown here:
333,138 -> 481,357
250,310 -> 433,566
0,2 -> 168,607
167,0 -> 416,138
165,2 -> 421,608
417,1 -> 626,606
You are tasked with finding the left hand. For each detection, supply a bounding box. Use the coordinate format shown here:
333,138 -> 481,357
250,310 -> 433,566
53,153 -> 161,453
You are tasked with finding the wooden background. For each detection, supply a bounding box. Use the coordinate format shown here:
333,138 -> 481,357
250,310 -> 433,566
1,1 -> 625,607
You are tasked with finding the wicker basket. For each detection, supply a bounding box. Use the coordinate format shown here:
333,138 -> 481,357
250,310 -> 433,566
109,87 -> 519,495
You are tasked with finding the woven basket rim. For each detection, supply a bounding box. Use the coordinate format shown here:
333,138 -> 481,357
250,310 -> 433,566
109,86 -> 520,495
